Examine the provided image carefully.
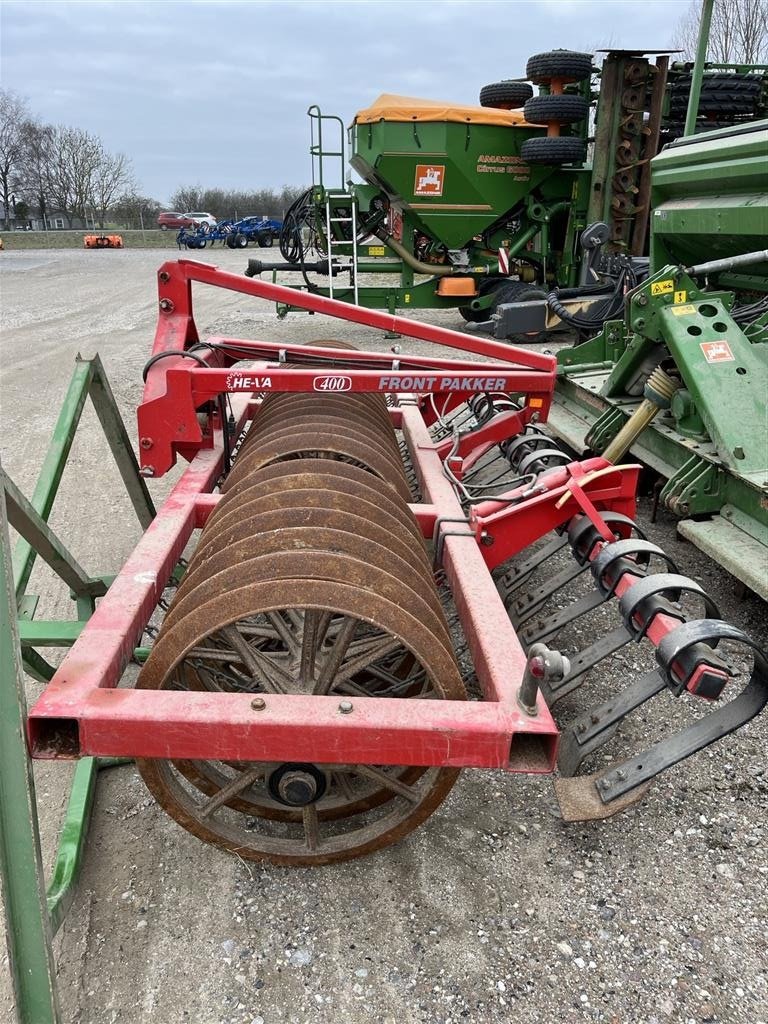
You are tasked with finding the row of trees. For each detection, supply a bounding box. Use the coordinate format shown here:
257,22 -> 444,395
168,186 -> 306,222
0,89 -> 307,231
673,0 -> 767,62
0,90 -> 136,229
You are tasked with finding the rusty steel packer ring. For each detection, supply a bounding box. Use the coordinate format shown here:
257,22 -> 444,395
137,352 -> 466,864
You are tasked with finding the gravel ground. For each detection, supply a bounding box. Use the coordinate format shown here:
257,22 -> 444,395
0,248 -> 766,1024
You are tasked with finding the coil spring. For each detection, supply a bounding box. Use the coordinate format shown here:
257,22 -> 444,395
501,423 -> 571,477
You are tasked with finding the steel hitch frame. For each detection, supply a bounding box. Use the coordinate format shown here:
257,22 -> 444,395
26,262 -> 641,784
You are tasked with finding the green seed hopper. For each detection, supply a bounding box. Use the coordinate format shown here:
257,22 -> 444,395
349,94 -> 553,248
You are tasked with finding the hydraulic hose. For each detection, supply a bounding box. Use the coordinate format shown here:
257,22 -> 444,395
374,230 -> 462,277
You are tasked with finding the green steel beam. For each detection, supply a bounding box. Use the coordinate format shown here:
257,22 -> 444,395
12,359 -> 91,602
85,355 -> 155,532
12,355 -> 154,605
17,620 -> 85,646
0,469 -> 61,1024
2,469 -> 106,601
45,758 -> 98,936
45,757 -> 133,936
19,647 -> 56,685
685,0 -> 715,137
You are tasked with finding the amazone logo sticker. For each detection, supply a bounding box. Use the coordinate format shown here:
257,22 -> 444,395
700,341 -> 735,364
414,165 -> 445,197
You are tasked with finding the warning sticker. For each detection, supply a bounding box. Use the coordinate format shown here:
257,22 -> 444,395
674,290 -> 687,304
367,245 -> 386,256
651,280 -> 674,296
700,341 -> 735,363
414,164 -> 445,197
670,304 -> 696,316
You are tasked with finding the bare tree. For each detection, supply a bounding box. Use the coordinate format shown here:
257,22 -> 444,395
20,120 -> 54,228
91,145 -> 135,227
672,0 -> 768,62
0,89 -> 31,228
169,184 -> 308,220
111,192 -> 162,229
44,126 -> 103,226
169,185 -> 204,212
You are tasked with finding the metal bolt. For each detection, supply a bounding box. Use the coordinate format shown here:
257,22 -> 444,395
338,700 -> 354,714
635,293 -> 648,307
159,298 -> 174,312
159,271 -> 170,283
576,722 -> 587,734
139,437 -> 153,450
480,531 -> 493,547
598,778 -> 612,790
251,697 -> 266,710
139,466 -> 155,477
616,769 -> 626,780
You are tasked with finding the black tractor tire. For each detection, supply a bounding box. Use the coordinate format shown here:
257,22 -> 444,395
234,233 -> 248,248
523,94 -> 590,124
257,232 -> 274,248
521,135 -> 587,165
494,281 -> 548,306
668,73 -> 763,116
479,81 -> 534,110
526,50 -> 593,85
225,234 -> 237,249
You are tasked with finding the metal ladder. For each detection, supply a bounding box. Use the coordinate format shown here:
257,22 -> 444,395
324,195 -> 359,304
307,104 -> 359,305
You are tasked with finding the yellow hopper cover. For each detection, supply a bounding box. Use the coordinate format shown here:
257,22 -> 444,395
354,94 -> 530,127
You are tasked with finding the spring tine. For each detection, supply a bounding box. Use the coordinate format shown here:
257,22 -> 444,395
520,589 -> 606,646
509,561 -> 588,627
557,668 -> 666,775
556,623 -> 768,822
540,625 -> 632,704
496,533 -> 569,594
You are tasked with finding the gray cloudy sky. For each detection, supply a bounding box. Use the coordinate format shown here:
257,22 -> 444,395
1,0 -> 690,202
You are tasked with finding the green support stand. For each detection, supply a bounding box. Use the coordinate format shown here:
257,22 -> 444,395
0,356 -> 155,1023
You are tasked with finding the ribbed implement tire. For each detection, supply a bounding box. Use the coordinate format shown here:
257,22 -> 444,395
526,50 -> 593,85
523,94 -> 590,124
521,135 -> 586,165
669,73 -> 763,116
493,281 -> 548,306
479,81 -> 534,109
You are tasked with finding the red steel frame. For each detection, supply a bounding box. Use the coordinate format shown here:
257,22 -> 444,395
27,260 -> 640,773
